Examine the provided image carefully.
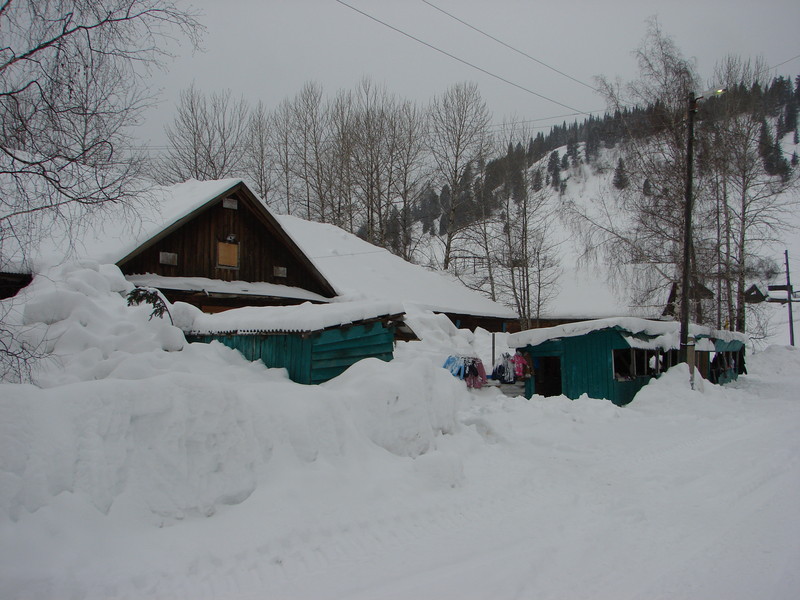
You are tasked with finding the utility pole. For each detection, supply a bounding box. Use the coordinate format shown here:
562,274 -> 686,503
680,88 -> 725,388
679,93 -> 697,369
768,250 -> 796,346
787,250 -> 795,347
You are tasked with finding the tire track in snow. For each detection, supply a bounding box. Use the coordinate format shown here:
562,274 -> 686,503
91,468 -> 545,600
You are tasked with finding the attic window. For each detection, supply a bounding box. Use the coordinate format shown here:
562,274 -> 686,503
217,241 -> 239,269
273,266 -> 288,278
222,197 -> 238,210
159,251 -> 178,266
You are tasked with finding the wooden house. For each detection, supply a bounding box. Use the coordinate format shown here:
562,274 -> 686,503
2,178 -> 516,332
0,179 -> 338,310
508,318 -> 747,406
116,180 -> 338,312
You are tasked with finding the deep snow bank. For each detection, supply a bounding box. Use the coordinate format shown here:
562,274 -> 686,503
2,263 -> 800,600
0,264 -> 465,525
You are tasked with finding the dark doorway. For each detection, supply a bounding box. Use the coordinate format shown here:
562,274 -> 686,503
533,356 -> 562,397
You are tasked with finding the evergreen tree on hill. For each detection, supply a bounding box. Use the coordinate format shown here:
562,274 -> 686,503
566,138 -> 580,167
547,151 -> 561,189
612,158 -> 629,189
584,120 -> 600,162
531,169 -> 543,192
759,120 -> 791,180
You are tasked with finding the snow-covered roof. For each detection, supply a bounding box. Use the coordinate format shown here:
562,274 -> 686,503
182,299 -> 404,335
126,274 -> 328,303
2,178 -> 245,272
4,176 -> 516,321
275,215 -> 518,320
508,317 -> 748,349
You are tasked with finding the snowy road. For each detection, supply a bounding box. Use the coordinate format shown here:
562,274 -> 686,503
247,368 -> 800,600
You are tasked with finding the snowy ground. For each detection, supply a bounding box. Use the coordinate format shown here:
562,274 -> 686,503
1,263 -> 799,599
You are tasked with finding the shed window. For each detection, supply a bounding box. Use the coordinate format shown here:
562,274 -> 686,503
217,242 -> 239,269
613,348 -> 658,380
660,349 -> 679,372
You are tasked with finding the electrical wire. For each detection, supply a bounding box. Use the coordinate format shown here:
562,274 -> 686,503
333,0 -> 590,115
421,0 -> 599,93
771,53 -> 800,70
486,110 -> 610,133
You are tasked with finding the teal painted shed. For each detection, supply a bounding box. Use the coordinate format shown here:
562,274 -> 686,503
508,318 -> 747,406
184,301 -> 404,384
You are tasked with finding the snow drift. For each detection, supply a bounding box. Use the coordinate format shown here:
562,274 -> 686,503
1,262 -> 799,600
0,264 -> 464,526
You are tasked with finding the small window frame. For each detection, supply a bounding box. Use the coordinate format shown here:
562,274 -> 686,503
217,241 -> 239,270
159,251 -> 178,266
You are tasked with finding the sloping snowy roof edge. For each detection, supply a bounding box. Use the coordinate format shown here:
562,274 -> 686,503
126,273 -> 329,303
274,214 -> 518,320
184,300 -> 405,335
508,317 -> 748,349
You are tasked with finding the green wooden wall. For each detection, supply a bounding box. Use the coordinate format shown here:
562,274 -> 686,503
309,322 -> 394,384
565,328 -> 646,405
188,321 -> 395,384
521,328 -> 744,405
523,329 -> 654,406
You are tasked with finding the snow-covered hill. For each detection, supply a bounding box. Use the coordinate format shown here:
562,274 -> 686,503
497,139 -> 800,343
1,260 -> 799,599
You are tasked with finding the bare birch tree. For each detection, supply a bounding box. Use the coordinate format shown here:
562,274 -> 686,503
349,78 -> 395,245
704,55 -> 798,331
390,99 -> 428,261
327,88 -> 357,230
0,0 -> 202,380
495,164 -> 561,329
158,83 -> 250,183
290,82 -> 332,221
271,97 -> 298,215
428,82 -> 491,269
244,100 -> 274,202
573,18 -> 706,320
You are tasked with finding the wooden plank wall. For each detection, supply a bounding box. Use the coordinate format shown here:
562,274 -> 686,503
187,321 -> 395,385
310,322 -> 395,384
120,192 -> 333,297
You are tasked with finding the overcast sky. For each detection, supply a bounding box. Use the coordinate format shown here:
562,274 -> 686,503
138,0 -> 800,151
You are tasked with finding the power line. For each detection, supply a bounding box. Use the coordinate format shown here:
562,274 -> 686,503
421,0 -> 599,94
333,0 -> 590,116
486,110 -> 610,133
771,53 -> 800,70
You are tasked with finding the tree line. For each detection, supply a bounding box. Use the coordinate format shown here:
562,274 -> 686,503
156,78 -> 493,266
156,78 -> 570,327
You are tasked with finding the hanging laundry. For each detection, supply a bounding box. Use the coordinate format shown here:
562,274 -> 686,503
491,353 -> 516,384
442,355 -> 487,389
511,350 -> 532,380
